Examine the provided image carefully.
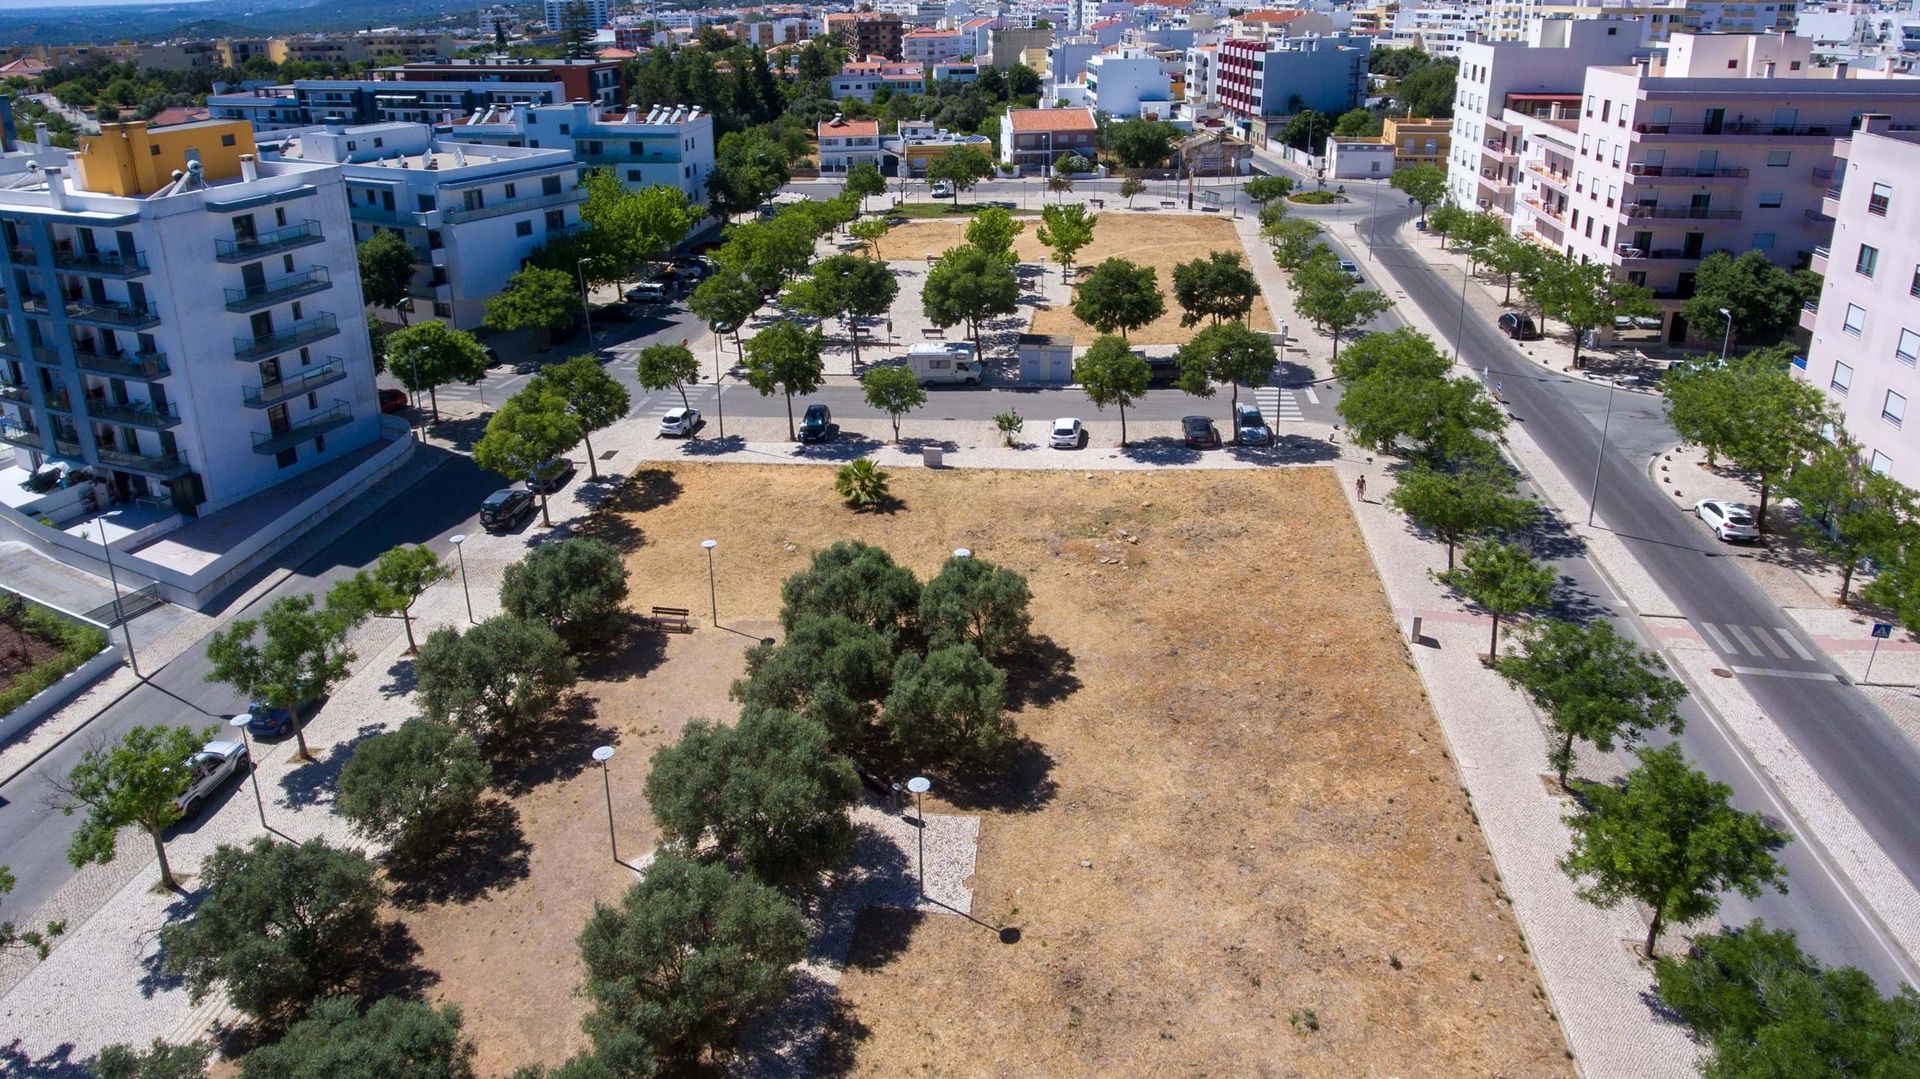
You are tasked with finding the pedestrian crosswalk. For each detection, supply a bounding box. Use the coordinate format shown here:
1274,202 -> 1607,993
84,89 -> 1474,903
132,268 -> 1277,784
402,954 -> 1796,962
1256,387 -> 1305,424
1696,621 -> 1819,663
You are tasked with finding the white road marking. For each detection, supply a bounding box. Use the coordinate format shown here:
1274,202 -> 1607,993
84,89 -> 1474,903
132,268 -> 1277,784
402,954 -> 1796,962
1303,386 -> 1321,404
1730,666 -> 1840,682
1778,629 -> 1817,662
1727,624 -> 1763,656
1751,627 -> 1790,660
1699,622 -> 1736,653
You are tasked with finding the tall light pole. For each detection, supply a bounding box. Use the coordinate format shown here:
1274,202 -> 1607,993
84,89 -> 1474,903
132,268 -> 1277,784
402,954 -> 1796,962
1718,307 -> 1734,366
592,745 -> 619,864
450,533 -> 474,624
711,325 -> 727,440
701,539 -> 718,625
396,297 -> 421,423
1451,263 -> 1470,365
907,775 -> 931,899
227,714 -> 270,835
576,257 -> 595,344
1585,376 -> 1617,528
95,518 -> 137,678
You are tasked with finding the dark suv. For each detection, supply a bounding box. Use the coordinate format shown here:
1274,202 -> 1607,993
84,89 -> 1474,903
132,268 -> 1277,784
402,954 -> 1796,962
799,403 -> 832,443
1182,415 -> 1221,449
480,488 -> 535,532
1498,312 -> 1539,340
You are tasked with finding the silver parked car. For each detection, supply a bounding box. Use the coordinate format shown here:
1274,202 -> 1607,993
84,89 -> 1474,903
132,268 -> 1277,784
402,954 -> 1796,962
175,740 -> 248,816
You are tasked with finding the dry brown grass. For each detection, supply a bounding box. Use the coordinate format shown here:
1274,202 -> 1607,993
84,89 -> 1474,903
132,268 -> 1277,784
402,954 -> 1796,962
875,215 -> 1276,346
400,462 -> 1566,1077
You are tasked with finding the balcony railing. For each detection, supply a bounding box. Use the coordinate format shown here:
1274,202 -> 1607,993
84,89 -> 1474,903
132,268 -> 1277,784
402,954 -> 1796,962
234,313 -> 340,360
86,398 -> 181,430
223,268 -> 333,312
214,221 -> 323,262
243,358 -> 347,408
0,382 -> 30,403
1806,207 -> 1835,223
1625,164 -> 1749,178
66,298 -> 161,329
441,188 -> 583,224
1632,120 -> 1853,137
0,424 -> 44,450
252,402 -> 353,454
75,348 -> 169,380
1623,205 -> 1742,220
1812,166 -> 1835,185
95,446 -> 191,478
52,248 -> 150,278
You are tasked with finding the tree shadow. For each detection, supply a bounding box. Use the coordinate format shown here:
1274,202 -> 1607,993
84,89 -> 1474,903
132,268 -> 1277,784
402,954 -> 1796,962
936,736 -> 1056,813
386,799 -> 533,909
425,414 -> 491,455
809,993 -> 875,1078
135,886 -> 207,999
898,435 -> 960,453
0,1039 -> 89,1079
790,436 -> 885,462
279,723 -> 387,809
1116,437 -> 1203,465
1003,634 -> 1080,709
576,611 -> 670,683
1224,437 -> 1338,466
843,905 -> 923,973
360,918 -> 439,1002
379,652 -> 418,699
681,434 -> 748,457
488,694 -> 615,796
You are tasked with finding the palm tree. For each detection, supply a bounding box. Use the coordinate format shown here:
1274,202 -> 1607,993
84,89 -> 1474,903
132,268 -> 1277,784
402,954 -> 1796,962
834,459 -> 891,510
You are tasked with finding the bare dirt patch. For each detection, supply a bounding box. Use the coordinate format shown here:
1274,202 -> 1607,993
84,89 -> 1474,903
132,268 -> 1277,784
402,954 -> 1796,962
875,215 -> 1276,346
398,463 -> 1565,1076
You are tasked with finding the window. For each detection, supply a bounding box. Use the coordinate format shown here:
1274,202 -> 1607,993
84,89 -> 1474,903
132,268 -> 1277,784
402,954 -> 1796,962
627,169 -> 643,182
434,302 -> 452,318
1885,389 -> 1906,427
1753,232 -> 1776,250
1759,191 -> 1784,208
542,175 -> 562,196
1845,303 -> 1867,336
221,133 -> 236,147
1831,360 -> 1853,393
1858,244 -> 1880,277
373,137 -> 383,148
545,210 -> 565,230
1872,450 -> 1894,475
1870,182 -> 1892,216
1913,265 -> 1920,298
504,182 -> 517,198
516,220 -> 532,237
1900,328 -> 1920,365
1766,149 -> 1791,167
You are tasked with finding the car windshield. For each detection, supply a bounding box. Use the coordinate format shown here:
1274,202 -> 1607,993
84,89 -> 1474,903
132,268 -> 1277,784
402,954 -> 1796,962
1725,512 -> 1754,526
483,493 -> 512,508
664,410 -> 686,421
1054,425 -> 1075,436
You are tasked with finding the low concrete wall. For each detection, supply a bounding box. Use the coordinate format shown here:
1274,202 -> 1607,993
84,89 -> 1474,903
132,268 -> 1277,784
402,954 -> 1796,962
0,602 -> 120,746
0,416 -> 417,611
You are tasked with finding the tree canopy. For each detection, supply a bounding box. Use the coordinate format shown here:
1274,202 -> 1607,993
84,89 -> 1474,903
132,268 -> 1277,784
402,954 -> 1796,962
1073,258 -> 1165,341
919,554 -> 1033,658
55,724 -> 208,891
415,615 -> 577,749
1035,204 -> 1097,280
1680,250 -> 1821,346
778,540 -> 921,633
1171,251 -> 1259,328
483,266 -> 580,342
336,718 -> 490,860
1074,335 -> 1151,445
474,384 -> 583,526
1437,539 -> 1557,660
922,244 -> 1019,358
741,321 -> 825,441
240,996 -> 475,1079
356,231 -> 416,317
1497,618 -> 1686,785
884,642 -> 1011,763
385,322 -> 490,422
500,538 -> 631,649
532,355 -> 631,479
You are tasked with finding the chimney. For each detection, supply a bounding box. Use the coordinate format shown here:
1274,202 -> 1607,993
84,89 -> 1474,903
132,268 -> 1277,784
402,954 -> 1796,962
43,166 -> 69,210
239,153 -> 258,181
34,122 -> 49,152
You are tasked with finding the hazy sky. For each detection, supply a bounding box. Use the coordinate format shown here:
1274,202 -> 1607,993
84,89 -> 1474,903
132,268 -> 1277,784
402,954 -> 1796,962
0,0 -> 219,9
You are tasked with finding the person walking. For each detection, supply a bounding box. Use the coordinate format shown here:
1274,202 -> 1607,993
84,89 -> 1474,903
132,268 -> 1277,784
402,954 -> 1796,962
1355,475 -> 1367,502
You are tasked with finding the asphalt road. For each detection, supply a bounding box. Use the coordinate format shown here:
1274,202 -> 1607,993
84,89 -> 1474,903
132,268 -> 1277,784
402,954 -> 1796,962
1335,184 -> 1919,987
0,448 -> 502,917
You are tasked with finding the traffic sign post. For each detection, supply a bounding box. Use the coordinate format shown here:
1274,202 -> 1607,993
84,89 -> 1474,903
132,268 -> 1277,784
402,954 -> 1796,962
1865,622 -> 1894,684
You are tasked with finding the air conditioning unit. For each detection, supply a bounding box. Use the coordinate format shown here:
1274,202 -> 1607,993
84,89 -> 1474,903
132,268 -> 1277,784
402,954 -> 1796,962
1615,243 -> 1646,258
1626,163 -> 1649,175
1477,198 -> 1491,209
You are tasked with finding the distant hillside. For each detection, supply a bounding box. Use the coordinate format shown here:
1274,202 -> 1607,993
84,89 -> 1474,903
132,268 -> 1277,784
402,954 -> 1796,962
0,0 -> 490,47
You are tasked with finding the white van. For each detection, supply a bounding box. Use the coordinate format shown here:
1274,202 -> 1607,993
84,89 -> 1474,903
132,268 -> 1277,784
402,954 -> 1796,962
904,342 -> 983,385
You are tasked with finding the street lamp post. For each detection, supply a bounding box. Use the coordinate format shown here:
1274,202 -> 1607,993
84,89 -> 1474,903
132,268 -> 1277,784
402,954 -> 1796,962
711,326 -> 727,440
701,539 -> 718,625
95,518 -> 138,677
1451,263 -> 1470,365
953,547 -> 971,559
576,258 -> 595,344
1718,307 -> 1734,366
592,745 -> 619,864
1585,376 -> 1618,528
227,714 -> 270,834
450,533 -> 474,624
396,297 -> 420,422
907,775 -> 931,899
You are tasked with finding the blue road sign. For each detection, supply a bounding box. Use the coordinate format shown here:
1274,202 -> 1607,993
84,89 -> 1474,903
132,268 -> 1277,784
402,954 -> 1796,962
1873,622 -> 1894,639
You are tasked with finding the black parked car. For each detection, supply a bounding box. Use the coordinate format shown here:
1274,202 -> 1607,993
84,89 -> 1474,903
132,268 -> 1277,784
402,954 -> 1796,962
480,488 -> 535,532
1498,312 -> 1539,340
1182,415 -> 1221,449
799,403 -> 832,443
528,457 -> 576,494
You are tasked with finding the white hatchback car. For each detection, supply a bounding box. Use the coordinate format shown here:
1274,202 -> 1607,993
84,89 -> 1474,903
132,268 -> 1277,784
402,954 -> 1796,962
1049,418 -> 1084,449
1696,499 -> 1761,542
659,407 -> 701,438
175,740 -> 248,816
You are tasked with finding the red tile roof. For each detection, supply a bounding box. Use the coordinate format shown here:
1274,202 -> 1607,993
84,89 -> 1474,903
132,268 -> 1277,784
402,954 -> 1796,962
818,117 -> 881,138
1240,9 -> 1307,21
1007,107 -> 1096,133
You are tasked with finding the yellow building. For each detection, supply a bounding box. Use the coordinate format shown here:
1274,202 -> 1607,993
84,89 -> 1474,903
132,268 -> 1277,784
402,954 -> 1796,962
1382,117 -> 1450,169
75,120 -> 256,197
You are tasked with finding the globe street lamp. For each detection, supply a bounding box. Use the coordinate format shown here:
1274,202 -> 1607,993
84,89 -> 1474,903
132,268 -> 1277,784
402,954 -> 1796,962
450,533 -> 473,624
227,714 -> 270,834
701,539 -> 718,625
907,775 -> 931,899
592,745 -> 618,864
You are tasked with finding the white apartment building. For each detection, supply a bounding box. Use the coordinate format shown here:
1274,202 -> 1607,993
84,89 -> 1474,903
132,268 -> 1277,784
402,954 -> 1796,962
1558,34 -> 1920,342
831,60 -> 929,101
1084,46 -> 1175,117
0,120 -> 380,517
1390,2 -> 1487,57
817,116 -> 885,173
903,27 -> 973,62
1800,115 -> 1920,486
544,0 -> 610,31
273,122 -> 586,330
449,102 -> 714,204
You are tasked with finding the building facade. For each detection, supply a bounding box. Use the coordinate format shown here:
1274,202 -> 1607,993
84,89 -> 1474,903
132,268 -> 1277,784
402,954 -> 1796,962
817,117 -> 885,173
1214,34 -> 1371,140
385,59 -> 625,108
1000,106 -> 1098,169
1084,46 -> 1175,117
830,60 -> 928,101
0,121 -> 381,517
451,102 -> 715,203
544,0 -> 611,31
825,13 -> 908,60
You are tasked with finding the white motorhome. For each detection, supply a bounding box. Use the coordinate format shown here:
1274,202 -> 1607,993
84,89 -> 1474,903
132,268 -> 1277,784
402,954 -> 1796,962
904,342 -> 984,385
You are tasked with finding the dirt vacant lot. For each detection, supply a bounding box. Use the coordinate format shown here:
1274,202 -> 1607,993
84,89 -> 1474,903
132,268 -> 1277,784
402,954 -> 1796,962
874,214 -> 1277,346
399,463 -> 1566,1077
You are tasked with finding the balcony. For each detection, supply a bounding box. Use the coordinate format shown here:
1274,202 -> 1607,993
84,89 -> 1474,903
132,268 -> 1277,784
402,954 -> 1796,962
1801,299 -> 1820,332
252,402 -> 352,455
1624,163 -> 1749,179
85,398 -> 181,430
1525,162 -> 1573,189
1632,120 -> 1854,138
1623,205 -> 1741,220
214,220 -> 323,262
0,380 -> 30,403
95,445 -> 191,478
1811,166 -> 1834,186
1807,206 -> 1836,224
243,358 -> 347,408
66,298 -> 160,329
75,348 -> 169,381
440,188 -> 584,225
52,248 -> 150,278
234,313 -> 340,360
223,268 -> 333,313
1812,245 -> 1829,273
0,424 -> 43,450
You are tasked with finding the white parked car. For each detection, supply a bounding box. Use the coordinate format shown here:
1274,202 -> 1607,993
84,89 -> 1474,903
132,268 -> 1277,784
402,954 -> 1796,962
930,180 -> 955,199
175,740 -> 248,816
1337,258 -> 1362,281
1696,499 -> 1760,543
1049,417 -> 1084,449
659,407 -> 701,437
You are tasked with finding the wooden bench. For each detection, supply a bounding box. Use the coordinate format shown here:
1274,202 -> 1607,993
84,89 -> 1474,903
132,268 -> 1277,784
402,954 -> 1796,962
650,606 -> 692,633
921,327 -> 946,340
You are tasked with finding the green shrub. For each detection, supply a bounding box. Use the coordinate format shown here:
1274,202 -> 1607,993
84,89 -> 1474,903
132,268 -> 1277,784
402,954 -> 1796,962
1288,190 -> 1341,205
0,599 -> 109,716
